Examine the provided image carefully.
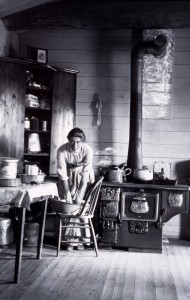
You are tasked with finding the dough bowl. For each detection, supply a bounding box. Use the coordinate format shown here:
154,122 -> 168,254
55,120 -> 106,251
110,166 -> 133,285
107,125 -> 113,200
53,201 -> 81,214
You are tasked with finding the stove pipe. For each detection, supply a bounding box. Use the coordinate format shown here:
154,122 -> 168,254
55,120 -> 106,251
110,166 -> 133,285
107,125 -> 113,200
127,34 -> 167,175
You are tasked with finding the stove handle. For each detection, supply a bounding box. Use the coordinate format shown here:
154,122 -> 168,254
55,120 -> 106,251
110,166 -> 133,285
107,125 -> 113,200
156,209 -> 166,229
117,212 -> 121,225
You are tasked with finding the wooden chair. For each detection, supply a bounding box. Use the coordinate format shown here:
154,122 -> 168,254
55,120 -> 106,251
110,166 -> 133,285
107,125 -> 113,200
53,176 -> 104,257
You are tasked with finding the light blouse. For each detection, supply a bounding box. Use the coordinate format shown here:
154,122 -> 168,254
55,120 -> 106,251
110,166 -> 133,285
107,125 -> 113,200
57,142 -> 94,181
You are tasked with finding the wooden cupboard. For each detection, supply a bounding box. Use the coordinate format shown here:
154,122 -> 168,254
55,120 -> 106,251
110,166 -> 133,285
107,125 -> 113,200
50,69 -> 77,174
0,58 -> 26,173
0,57 -> 78,175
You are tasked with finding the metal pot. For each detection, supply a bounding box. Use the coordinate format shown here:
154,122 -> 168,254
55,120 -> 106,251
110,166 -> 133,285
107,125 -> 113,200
133,166 -> 153,183
102,165 -> 132,183
106,167 -> 124,183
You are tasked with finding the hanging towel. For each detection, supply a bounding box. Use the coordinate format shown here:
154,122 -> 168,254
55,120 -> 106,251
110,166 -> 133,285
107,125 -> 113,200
96,93 -> 102,126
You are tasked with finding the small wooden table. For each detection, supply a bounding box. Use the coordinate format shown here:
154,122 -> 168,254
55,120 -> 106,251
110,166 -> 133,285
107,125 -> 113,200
0,182 -> 58,283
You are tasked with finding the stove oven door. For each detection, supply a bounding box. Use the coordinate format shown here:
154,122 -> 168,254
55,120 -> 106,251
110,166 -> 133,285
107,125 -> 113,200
118,191 -> 162,252
121,191 -> 159,222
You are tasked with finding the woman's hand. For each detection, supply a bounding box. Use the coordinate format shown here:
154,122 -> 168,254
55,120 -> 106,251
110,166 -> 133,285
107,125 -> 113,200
73,199 -> 82,205
72,191 -> 82,204
66,192 -> 73,203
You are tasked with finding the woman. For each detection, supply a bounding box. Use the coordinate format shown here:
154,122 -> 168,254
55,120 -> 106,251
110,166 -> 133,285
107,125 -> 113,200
57,127 -> 94,250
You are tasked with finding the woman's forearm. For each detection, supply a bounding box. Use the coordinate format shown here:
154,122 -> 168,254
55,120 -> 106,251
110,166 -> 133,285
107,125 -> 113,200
73,174 -> 88,203
59,180 -> 73,203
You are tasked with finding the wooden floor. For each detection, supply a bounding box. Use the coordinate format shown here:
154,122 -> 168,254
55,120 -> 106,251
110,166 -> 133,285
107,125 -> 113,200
0,239 -> 190,300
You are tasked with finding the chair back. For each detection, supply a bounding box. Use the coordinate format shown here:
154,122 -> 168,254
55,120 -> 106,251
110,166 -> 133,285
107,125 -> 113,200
79,176 -> 104,217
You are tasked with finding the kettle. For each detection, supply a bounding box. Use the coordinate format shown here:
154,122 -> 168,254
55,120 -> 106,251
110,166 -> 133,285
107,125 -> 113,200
133,166 -> 153,183
102,165 -> 132,183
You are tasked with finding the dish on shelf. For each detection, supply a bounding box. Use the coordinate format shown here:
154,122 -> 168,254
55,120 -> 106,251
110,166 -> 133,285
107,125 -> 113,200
19,174 -> 46,184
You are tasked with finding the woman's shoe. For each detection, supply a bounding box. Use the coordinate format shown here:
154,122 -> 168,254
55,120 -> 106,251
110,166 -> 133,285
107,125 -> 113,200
77,245 -> 84,250
66,245 -> 74,251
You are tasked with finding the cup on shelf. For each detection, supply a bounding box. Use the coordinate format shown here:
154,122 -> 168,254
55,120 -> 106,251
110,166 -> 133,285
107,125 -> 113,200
41,120 -> 47,131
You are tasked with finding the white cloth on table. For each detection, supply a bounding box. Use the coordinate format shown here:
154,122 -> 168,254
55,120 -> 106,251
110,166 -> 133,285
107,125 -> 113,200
0,182 -> 59,211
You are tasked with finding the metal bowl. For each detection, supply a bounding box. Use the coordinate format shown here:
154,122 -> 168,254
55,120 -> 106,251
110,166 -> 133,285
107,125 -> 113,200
19,174 -> 46,184
53,200 -> 81,214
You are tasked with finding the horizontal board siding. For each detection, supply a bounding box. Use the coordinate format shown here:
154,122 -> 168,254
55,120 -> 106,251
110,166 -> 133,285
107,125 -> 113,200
174,65 -> 190,77
76,102 -> 130,117
18,27 -> 190,238
174,52 -> 190,65
19,27 -> 190,171
76,90 -> 130,103
77,76 -> 130,90
174,37 -> 190,51
48,50 -> 131,64
19,37 -> 135,56
50,62 -> 131,77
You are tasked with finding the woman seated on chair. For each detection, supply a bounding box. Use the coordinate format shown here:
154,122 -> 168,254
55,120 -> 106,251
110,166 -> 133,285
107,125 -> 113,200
57,127 -> 94,250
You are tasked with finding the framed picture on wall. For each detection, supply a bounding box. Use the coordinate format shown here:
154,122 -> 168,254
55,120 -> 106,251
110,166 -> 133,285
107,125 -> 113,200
27,46 -> 48,64
37,49 -> 48,64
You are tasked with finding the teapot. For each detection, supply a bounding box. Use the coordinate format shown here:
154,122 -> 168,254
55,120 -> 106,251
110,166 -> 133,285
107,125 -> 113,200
101,165 -> 132,183
133,166 -> 153,183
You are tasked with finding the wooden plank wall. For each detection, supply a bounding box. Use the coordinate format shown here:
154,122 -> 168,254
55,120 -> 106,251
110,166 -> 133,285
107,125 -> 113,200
18,28 -> 190,238
18,28 -> 190,184
18,29 -> 141,176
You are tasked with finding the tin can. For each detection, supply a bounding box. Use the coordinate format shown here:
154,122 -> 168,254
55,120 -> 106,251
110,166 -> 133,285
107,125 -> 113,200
0,157 -> 18,179
41,120 -> 47,131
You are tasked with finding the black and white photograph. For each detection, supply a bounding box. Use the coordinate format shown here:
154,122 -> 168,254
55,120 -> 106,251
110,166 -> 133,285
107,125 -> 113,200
1,1 -> 190,299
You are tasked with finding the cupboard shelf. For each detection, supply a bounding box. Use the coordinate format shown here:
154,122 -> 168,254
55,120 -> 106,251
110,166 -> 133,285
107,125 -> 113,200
26,86 -> 51,93
25,107 -> 51,111
24,130 -> 50,134
24,152 -> 50,156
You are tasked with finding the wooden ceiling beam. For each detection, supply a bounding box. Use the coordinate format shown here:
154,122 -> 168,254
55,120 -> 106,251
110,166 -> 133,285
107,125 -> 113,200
2,1 -> 190,30
0,0 -> 53,18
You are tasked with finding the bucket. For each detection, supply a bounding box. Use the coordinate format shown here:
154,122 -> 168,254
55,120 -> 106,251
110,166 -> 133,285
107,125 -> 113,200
0,217 -> 14,246
0,157 -> 18,179
24,222 -> 39,246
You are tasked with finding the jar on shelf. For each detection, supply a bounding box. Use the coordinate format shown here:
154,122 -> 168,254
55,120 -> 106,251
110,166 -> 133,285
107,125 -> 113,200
24,117 -> 30,129
41,120 -> 47,131
31,117 -> 39,131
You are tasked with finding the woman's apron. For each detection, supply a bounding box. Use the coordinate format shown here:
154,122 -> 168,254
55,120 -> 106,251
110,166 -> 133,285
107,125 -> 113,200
59,165 -> 94,246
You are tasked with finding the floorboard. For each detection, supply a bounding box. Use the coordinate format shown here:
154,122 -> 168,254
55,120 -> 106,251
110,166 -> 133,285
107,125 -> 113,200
0,239 -> 190,300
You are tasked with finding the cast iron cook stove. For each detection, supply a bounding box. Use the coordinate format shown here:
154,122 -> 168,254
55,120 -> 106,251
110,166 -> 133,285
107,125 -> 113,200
100,187 -> 120,246
99,34 -> 189,252
99,182 -> 190,252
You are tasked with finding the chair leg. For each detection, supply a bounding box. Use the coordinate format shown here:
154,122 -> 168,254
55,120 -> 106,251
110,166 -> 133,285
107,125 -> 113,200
57,216 -> 62,257
89,218 -> 99,257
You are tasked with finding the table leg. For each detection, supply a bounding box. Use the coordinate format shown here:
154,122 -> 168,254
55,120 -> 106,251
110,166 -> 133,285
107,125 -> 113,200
14,207 -> 26,284
37,197 -> 48,259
